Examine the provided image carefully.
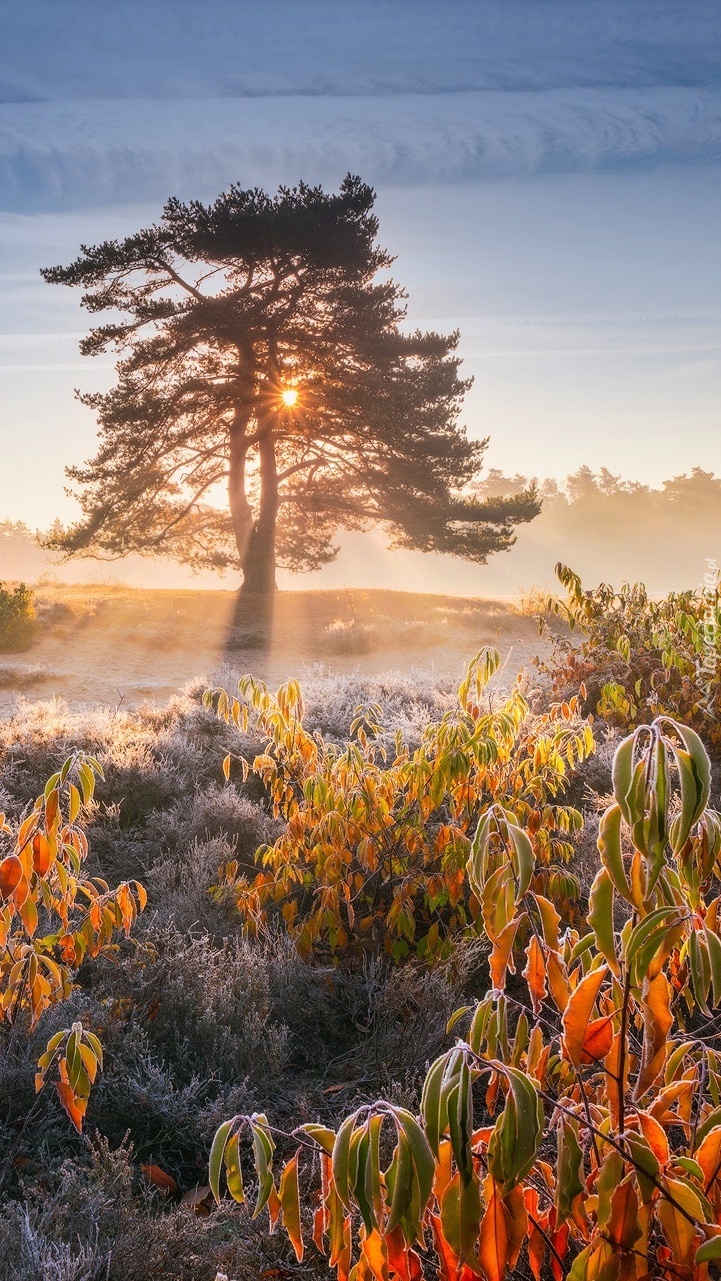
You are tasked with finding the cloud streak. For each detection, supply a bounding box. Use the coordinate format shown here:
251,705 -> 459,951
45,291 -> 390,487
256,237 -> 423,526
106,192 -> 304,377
1,86 -> 720,211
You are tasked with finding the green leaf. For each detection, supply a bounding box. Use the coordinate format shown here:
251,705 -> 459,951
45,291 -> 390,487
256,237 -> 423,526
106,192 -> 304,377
250,1115 -> 275,1218
695,1237 -> 721,1264
209,1119 -> 235,1204
421,1052 -> 450,1158
385,1131 -> 413,1234
588,867 -> 619,974
332,1111 -> 360,1211
705,926 -> 721,1008
598,805 -> 630,901
393,1107 -> 436,1220
487,1064 -> 543,1195
674,1157 -> 704,1183
611,737 -> 635,823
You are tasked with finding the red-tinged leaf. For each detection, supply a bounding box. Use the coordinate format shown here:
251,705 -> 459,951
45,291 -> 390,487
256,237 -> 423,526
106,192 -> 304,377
45,789 -> 59,829
635,972 -> 673,1099
637,1110 -> 670,1166
55,1080 -> 84,1133
490,916 -> 522,991
549,1222 -> 569,1281
0,854 -> 22,900
278,1152 -> 303,1261
267,1183 -> 281,1232
606,1176 -> 642,1251
604,1031 -> 624,1131
313,1206 -> 326,1254
478,1178 -> 509,1281
430,1212 -> 462,1281
359,1227 -> 389,1281
141,1163 -> 178,1193
697,1126 -> 721,1194
335,1216 -> 352,1281
527,1225 -> 545,1281
31,833 -> 52,876
523,936 -> 547,1016
545,951 -> 571,1012
385,1226 -> 423,1281
578,1014 -> 614,1065
503,1184 -> 528,1270
561,966 -> 607,1068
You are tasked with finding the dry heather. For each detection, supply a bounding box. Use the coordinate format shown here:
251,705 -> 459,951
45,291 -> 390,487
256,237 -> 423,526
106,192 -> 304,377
0,663 -> 610,1280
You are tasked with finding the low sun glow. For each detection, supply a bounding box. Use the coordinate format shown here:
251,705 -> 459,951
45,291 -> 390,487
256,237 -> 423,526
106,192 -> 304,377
280,387 -> 299,407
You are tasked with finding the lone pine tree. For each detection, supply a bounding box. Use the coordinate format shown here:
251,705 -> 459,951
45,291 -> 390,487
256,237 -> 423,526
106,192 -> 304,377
42,175 -> 539,595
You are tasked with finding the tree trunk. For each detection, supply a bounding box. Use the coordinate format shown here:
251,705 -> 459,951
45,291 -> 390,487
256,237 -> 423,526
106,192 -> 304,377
228,406 -> 254,566
238,421 -> 279,597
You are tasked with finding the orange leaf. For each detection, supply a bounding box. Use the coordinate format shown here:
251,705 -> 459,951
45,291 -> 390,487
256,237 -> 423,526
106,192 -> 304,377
0,854 -> 22,900
635,973 -> 673,1099
490,917 -> 522,991
561,966 -> 608,1068
31,833 -> 52,876
607,1176 -> 642,1251
430,1213 -> 462,1281
278,1152 -> 304,1262
478,1178 -> 509,1281
55,1080 -> 85,1133
523,936 -> 547,1016
313,1206 -> 326,1254
579,1014 -> 614,1065
503,1184 -> 528,1269
697,1125 -> 721,1194
656,1178 -> 700,1267
360,1227 -> 389,1281
545,951 -> 571,1012
636,1111 -> 670,1166
386,1226 -> 423,1281
603,1032 -> 624,1131
335,1216 -> 352,1281
549,1221 -> 569,1281
141,1163 -> 178,1193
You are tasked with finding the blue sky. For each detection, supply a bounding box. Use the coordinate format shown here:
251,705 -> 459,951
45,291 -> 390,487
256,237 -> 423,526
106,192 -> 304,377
1,1 -> 720,544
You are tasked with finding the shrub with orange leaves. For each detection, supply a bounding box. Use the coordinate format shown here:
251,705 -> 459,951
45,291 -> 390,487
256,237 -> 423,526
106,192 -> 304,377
210,715 -> 721,1280
206,649 -> 593,961
0,753 -> 146,1128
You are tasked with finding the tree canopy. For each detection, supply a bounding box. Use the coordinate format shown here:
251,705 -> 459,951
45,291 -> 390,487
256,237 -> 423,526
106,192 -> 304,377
42,175 -> 539,593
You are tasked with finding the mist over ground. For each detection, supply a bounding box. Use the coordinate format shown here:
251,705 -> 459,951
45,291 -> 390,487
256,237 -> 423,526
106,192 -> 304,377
2,467 -> 718,597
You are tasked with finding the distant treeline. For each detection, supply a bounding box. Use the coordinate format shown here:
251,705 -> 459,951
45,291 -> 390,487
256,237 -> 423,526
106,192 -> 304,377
469,466 -> 721,595
1,466 -> 719,594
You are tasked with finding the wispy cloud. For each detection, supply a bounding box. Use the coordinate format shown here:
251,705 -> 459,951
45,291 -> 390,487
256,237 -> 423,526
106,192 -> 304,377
1,87 -> 720,211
